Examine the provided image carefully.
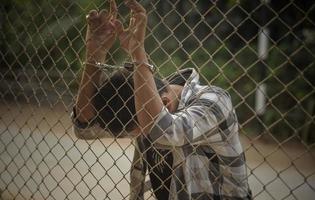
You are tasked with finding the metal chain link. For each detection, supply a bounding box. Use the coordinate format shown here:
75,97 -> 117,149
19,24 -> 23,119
1,0 -> 315,199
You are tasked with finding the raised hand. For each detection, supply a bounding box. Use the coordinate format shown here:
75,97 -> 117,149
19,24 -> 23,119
85,0 -> 118,61
76,1 -> 118,125
114,0 -> 147,58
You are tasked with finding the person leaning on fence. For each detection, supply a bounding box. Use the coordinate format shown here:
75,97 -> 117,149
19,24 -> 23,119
72,0 -> 252,199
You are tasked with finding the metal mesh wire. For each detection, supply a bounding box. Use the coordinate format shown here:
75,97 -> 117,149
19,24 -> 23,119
1,0 -> 315,199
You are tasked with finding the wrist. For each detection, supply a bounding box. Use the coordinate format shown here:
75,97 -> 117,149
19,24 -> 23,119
86,42 -> 109,62
84,52 -> 107,75
86,49 -> 107,63
131,47 -> 148,63
132,61 -> 155,73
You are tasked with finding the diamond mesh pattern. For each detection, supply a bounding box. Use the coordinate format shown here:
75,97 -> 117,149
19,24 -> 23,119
1,0 -> 315,199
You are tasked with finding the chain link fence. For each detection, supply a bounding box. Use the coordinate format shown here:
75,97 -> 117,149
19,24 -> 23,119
1,0 -> 315,199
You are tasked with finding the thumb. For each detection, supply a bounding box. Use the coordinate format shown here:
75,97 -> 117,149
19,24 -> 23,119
114,19 -> 124,35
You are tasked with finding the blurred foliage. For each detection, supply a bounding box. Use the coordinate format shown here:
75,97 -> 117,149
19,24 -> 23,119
1,0 -> 315,142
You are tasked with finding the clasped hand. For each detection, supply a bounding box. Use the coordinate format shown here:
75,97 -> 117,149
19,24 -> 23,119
85,0 -> 147,60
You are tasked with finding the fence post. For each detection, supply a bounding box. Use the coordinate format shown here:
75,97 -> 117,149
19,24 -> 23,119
255,0 -> 270,134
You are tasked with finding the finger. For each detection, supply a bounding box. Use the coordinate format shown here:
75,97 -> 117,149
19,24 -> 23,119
125,0 -> 146,13
129,12 -> 136,29
86,10 -> 98,21
115,20 -> 130,49
114,19 -> 124,35
134,12 -> 147,25
99,9 -> 109,21
109,0 -> 118,19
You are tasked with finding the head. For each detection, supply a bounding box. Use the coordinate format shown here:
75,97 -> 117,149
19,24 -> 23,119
93,69 -> 183,136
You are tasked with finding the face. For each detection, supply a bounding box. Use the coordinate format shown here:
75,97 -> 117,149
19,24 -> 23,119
161,84 -> 183,113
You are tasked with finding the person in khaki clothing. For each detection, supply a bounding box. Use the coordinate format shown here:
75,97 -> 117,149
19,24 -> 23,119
72,0 -> 252,199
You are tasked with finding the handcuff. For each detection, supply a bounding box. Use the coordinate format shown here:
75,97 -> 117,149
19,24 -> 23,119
84,61 -> 156,73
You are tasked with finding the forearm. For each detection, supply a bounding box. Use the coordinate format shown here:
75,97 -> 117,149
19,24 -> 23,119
132,51 -> 164,133
75,50 -> 106,123
75,0 -> 118,123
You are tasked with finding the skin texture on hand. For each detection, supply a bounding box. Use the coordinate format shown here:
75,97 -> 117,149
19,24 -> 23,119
86,0 -> 118,61
114,0 -> 147,59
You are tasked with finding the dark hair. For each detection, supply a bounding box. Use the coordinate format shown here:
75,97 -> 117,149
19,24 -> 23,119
93,69 -> 167,136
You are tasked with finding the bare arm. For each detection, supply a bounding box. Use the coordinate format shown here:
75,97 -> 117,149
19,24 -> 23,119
75,1 -> 117,123
133,50 -> 163,134
115,0 -> 163,133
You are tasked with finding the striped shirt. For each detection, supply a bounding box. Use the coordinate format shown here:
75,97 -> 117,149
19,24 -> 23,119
130,68 -> 251,200
72,68 -> 252,200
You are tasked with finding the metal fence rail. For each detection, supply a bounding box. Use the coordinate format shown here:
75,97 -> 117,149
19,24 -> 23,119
1,0 -> 314,199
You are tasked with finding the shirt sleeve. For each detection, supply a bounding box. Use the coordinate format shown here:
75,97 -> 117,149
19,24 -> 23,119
71,107 -> 112,139
148,91 -> 238,147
